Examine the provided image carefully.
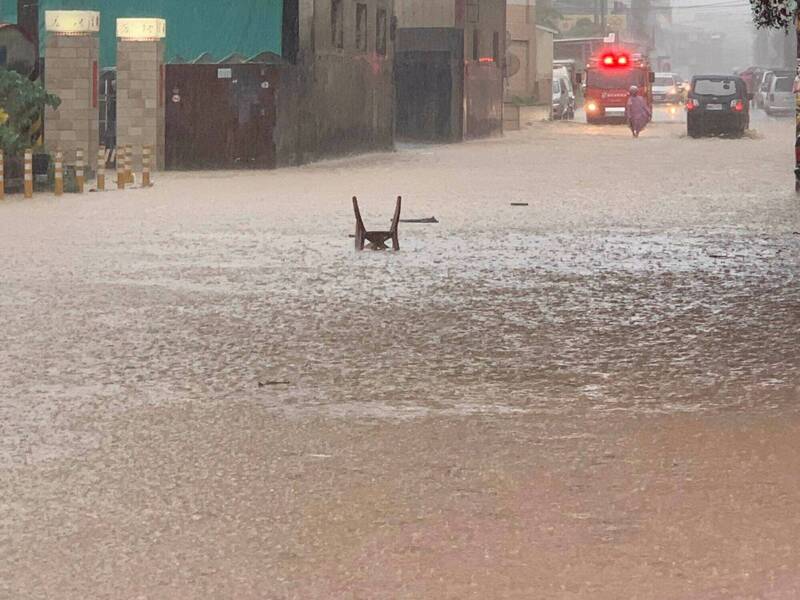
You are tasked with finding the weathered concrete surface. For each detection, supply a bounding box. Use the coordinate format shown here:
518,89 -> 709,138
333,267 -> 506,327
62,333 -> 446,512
1,110 -> 799,598
286,0 -> 394,163
44,33 -> 100,167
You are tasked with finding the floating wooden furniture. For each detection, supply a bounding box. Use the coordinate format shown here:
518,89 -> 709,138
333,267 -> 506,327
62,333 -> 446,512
353,195 -> 401,251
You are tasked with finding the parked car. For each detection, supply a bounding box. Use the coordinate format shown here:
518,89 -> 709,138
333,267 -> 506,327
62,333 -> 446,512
686,75 -> 750,138
552,76 -> 573,120
673,74 -> 689,100
755,71 -> 773,108
764,74 -> 794,116
756,70 -> 791,109
552,67 -> 575,120
553,59 -> 579,96
652,72 -> 682,103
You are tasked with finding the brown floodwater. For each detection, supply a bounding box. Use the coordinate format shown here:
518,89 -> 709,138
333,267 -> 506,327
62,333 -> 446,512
1,108 -> 799,598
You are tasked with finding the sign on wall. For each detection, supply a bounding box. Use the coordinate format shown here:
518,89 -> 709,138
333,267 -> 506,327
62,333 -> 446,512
117,18 -> 167,41
45,11 -> 101,35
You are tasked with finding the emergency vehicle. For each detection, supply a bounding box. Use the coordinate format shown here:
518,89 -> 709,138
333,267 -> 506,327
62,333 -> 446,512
580,49 -> 654,124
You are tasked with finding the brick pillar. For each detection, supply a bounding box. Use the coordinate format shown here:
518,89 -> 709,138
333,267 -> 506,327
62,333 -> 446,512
44,19 -> 100,169
116,23 -> 165,171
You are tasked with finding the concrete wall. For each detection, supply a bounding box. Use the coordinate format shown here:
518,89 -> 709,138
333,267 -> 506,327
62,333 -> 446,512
506,0 -> 536,99
464,0 -> 506,62
393,0 -> 505,141
282,0 -> 394,163
535,26 -> 554,107
463,0 -> 506,137
395,27 -> 464,142
44,34 -> 99,167
116,39 -> 165,170
395,0 -> 455,28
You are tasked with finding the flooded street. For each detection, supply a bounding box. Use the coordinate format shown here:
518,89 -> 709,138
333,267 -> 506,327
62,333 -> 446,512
2,109 -> 800,598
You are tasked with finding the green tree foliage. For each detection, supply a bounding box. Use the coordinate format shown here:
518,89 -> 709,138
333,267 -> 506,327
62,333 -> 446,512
536,2 -> 563,31
749,0 -> 795,29
567,17 -> 604,38
0,69 -> 61,156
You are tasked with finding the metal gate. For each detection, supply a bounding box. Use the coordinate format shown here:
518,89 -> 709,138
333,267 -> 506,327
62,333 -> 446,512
165,64 -> 279,169
395,50 -> 454,141
99,67 -> 116,151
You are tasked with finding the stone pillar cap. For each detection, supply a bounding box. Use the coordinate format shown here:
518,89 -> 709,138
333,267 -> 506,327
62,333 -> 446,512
45,11 -> 100,36
117,18 -> 166,41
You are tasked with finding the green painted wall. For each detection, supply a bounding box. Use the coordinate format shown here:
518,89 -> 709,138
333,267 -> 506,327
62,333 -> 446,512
2,0 -> 282,67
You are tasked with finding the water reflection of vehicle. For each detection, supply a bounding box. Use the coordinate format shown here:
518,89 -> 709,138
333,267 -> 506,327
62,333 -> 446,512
686,75 -> 750,138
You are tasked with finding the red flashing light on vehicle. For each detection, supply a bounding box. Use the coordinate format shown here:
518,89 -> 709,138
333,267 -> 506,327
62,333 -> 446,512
599,52 -> 631,68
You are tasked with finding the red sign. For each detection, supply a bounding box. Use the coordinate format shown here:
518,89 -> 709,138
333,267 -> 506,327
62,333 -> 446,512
92,61 -> 98,108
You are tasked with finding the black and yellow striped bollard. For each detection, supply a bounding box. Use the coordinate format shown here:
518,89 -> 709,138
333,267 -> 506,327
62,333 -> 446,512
54,151 -> 64,196
24,149 -> 33,199
117,146 -> 126,190
97,146 -> 105,191
142,145 -> 152,187
125,144 -> 133,185
76,148 -> 85,194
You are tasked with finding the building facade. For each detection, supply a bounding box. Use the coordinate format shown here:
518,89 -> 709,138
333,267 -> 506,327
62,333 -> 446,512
4,0 -> 394,168
394,0 -> 506,141
506,0 -> 555,104
287,0 -> 395,163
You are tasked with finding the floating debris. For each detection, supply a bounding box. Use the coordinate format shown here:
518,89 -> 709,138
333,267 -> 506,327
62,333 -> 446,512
258,381 -> 291,388
399,217 -> 438,224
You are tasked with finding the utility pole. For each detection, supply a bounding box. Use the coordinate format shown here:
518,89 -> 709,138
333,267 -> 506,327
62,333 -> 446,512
600,0 -> 607,33
17,0 -> 39,79
17,0 -> 39,50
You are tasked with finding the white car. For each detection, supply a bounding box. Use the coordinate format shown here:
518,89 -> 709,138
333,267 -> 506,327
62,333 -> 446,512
764,75 -> 794,116
756,70 -> 792,110
755,71 -> 774,109
552,67 -> 575,120
652,72 -> 681,104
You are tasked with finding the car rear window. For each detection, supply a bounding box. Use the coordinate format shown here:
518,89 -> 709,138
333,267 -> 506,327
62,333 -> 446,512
693,78 -> 737,96
774,77 -> 792,92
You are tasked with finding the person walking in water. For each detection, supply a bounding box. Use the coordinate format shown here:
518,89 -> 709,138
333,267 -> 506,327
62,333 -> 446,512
625,86 -> 651,138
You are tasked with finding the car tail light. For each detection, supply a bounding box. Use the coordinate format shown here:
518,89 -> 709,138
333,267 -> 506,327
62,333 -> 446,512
731,99 -> 744,112
686,99 -> 698,111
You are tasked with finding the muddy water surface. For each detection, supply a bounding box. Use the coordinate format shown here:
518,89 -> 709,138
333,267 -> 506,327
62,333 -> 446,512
1,111 -> 799,598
